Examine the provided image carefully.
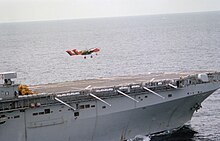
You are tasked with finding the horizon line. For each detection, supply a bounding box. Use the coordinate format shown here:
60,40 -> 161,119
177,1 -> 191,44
0,10 -> 219,24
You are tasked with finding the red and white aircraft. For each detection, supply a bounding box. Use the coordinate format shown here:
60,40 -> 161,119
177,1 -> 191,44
66,48 -> 100,59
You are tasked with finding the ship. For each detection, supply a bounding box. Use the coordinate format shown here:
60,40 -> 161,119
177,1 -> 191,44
0,71 -> 220,141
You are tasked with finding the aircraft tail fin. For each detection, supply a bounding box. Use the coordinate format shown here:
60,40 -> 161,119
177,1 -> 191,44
66,50 -> 75,56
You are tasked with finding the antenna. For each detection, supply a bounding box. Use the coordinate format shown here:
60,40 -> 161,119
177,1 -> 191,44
168,83 -> 178,89
89,93 -> 111,106
117,90 -> 139,102
54,97 -> 76,110
143,87 -> 165,99
85,85 -> 111,106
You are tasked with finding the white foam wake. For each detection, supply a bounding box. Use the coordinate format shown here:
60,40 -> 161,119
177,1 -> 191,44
130,135 -> 151,141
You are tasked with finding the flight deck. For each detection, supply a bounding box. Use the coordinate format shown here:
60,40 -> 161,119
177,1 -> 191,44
30,71 -> 211,94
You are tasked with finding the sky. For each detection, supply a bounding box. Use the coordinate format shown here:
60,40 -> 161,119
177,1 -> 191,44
1,0 -> 220,22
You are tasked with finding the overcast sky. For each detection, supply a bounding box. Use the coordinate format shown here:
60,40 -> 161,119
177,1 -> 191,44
1,0 -> 220,22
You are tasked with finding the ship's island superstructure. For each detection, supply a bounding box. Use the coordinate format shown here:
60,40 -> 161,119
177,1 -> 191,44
0,71 -> 220,141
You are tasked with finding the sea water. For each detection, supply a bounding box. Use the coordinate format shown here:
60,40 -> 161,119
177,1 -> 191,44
1,11 -> 220,141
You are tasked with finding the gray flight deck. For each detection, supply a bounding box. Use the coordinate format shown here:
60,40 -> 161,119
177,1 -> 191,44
30,71 -> 210,94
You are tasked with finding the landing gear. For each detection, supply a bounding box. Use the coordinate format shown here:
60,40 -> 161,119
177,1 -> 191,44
83,55 -> 96,59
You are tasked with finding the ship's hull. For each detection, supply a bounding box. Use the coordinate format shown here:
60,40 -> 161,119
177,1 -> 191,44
0,85 -> 218,141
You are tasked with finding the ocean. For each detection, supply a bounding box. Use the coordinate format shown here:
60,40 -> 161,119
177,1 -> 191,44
0,11 -> 220,141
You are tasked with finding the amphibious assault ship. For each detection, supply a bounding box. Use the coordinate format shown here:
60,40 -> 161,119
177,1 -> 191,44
0,71 -> 220,141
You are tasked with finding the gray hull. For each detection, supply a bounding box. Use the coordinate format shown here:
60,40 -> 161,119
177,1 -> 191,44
1,71 -> 220,141
0,89 -> 217,141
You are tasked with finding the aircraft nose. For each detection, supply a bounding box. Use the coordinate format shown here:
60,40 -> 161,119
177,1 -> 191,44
94,48 -> 100,52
